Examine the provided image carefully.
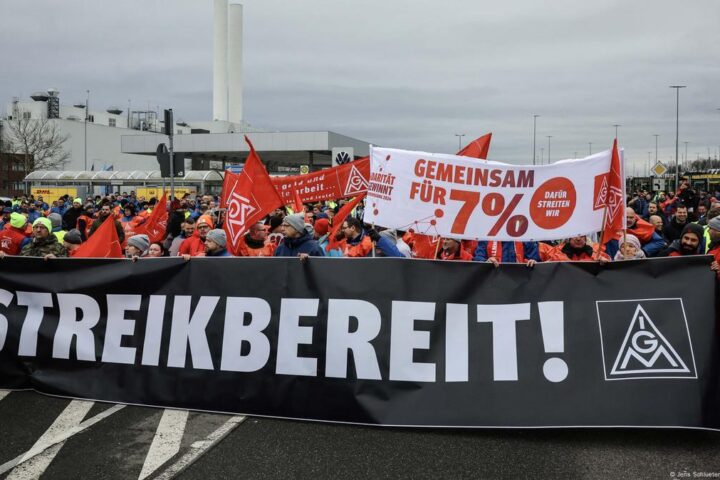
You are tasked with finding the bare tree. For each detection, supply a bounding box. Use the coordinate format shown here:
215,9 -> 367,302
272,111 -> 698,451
2,108 -> 70,172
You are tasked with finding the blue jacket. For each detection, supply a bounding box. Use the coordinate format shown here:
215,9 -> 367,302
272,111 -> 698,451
274,232 -> 325,257
473,241 -> 541,263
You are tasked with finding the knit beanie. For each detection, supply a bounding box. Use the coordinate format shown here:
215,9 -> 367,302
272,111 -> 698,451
10,212 -> 26,229
680,223 -> 704,242
314,218 -> 330,236
33,217 -> 52,232
206,229 -> 227,248
197,214 -> 214,228
282,214 -> 305,233
73,198 -> 82,205
64,229 -> 83,245
47,213 -> 62,229
708,216 -> 720,232
127,234 -> 150,253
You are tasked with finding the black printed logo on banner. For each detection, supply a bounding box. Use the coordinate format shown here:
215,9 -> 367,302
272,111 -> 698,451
596,299 -> 697,380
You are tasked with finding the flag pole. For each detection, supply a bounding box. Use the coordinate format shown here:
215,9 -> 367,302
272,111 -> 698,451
434,236 -> 442,259
595,206 -> 608,261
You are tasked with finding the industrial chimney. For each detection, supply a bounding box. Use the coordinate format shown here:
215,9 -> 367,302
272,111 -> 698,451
213,0 -> 243,124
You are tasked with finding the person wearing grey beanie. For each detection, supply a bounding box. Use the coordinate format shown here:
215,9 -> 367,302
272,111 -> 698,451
205,229 -> 232,256
282,214 -> 305,234
126,234 -> 150,259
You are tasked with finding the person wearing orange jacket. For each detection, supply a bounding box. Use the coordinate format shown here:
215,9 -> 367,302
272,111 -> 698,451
178,214 -> 213,257
437,237 -> 472,261
339,217 -> 403,258
0,213 -> 29,255
236,221 -> 277,257
553,236 -> 610,263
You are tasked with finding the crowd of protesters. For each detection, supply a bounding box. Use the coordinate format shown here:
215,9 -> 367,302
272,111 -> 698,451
1,179 -> 719,277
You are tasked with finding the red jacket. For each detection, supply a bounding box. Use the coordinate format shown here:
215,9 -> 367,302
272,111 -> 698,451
178,231 -> 206,256
0,226 -> 27,255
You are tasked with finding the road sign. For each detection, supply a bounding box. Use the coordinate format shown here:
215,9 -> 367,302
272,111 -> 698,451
226,164 -> 244,174
299,165 -> 310,175
651,162 -> 668,176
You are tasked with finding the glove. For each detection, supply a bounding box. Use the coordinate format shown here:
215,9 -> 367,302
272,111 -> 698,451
367,229 -> 381,242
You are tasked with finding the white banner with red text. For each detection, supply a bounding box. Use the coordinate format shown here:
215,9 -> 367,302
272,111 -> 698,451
364,146 -> 624,241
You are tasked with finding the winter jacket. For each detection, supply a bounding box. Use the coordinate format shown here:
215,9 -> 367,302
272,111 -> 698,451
0,226 -> 28,255
236,234 -> 276,257
473,241 -> 540,263
663,216 -> 690,242
62,206 -> 83,231
20,235 -> 68,257
342,232 -> 404,258
274,231 -> 325,257
178,231 -> 207,257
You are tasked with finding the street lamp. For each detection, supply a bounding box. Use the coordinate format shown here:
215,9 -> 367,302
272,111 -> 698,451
613,124 -> 621,140
532,114 -> 540,165
546,135 -> 553,164
670,85 -> 686,190
653,134 -> 659,163
84,89 -> 90,172
454,133 -> 465,152
541,147 -> 544,165
684,141 -> 689,170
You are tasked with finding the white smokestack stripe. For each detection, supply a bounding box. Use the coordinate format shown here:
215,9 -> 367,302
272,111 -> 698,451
213,0 -> 229,122
228,3 -> 243,125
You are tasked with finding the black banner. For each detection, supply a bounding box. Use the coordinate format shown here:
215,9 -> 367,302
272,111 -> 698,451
1,256 -> 719,429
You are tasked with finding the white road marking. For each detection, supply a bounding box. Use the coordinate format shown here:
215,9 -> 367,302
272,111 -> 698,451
153,416 -> 246,480
0,403 -> 125,475
6,399 -> 95,480
0,390 -> 9,402
138,409 -> 190,480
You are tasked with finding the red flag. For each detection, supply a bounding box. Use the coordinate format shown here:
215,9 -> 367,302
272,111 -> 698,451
220,171 -> 238,209
134,192 -> 168,243
326,193 -> 366,252
223,136 -> 284,255
73,216 -> 123,258
457,133 -> 492,159
293,187 -> 304,213
600,139 -> 625,245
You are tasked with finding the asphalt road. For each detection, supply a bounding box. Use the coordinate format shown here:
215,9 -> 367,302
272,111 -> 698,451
1,390 -> 719,479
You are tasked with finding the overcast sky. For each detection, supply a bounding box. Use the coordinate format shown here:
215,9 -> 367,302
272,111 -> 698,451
1,0 -> 718,171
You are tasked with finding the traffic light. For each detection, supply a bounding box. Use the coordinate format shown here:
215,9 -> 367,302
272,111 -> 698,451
156,143 -> 185,177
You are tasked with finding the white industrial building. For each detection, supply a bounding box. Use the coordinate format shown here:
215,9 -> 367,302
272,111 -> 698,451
1,0 -> 370,194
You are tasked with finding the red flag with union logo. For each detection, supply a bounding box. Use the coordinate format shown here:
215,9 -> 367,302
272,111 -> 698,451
600,139 -> 625,244
223,136 -> 284,255
133,192 -> 168,243
457,133 -> 492,160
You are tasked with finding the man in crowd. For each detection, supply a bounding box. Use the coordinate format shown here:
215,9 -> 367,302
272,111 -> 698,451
659,223 -> 705,257
168,218 -> 196,257
20,217 -> 67,259
62,198 -> 84,231
438,237 -> 472,261
179,214 -> 213,256
238,221 -> 276,257
274,214 -> 324,258
663,204 -> 690,242
205,229 -> 232,257
339,217 -> 403,257
47,213 -> 66,244
89,203 -> 125,244
63,229 -> 83,257
50,198 -> 67,216
622,207 -> 665,257
554,236 -> 610,262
